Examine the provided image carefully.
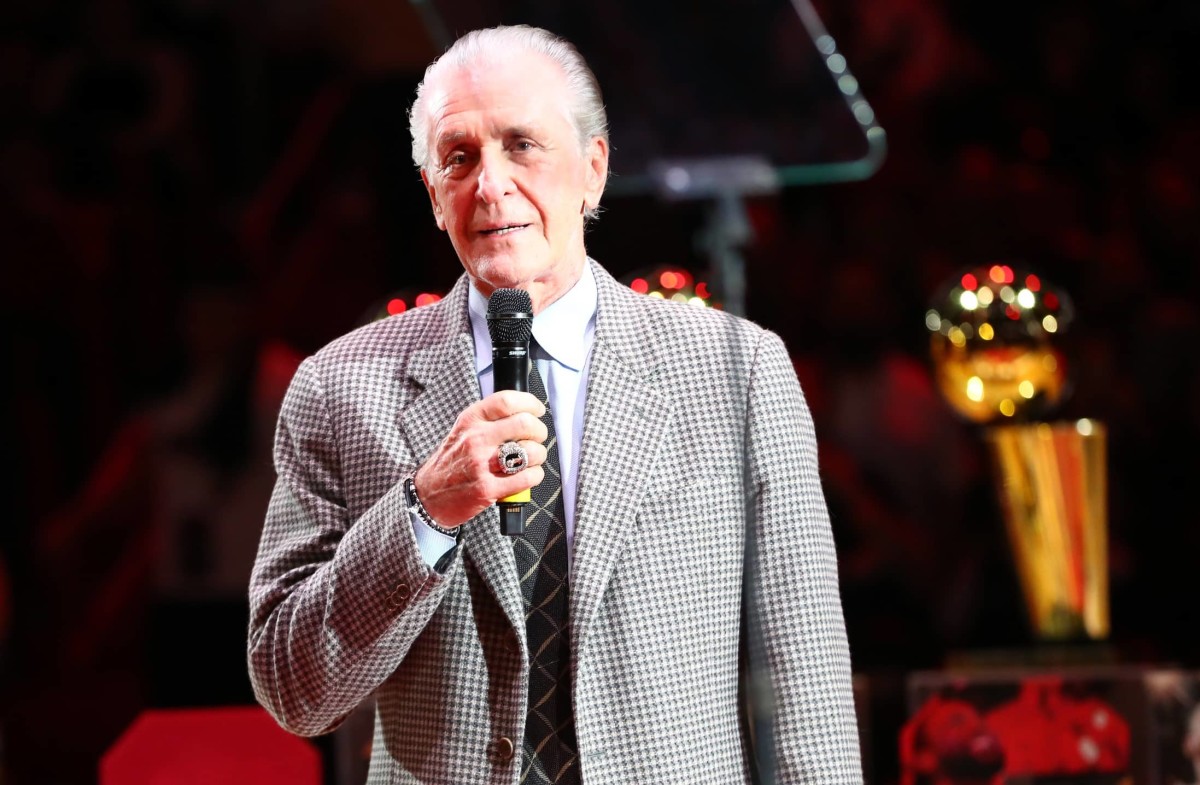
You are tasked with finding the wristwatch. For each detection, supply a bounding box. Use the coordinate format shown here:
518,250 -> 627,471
404,476 -> 460,538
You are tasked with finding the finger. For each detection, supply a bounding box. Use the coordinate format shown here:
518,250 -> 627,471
520,440 -> 548,469
492,466 -> 546,500
471,390 -> 545,423
486,411 -> 548,445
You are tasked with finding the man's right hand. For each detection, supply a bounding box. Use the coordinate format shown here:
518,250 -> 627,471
413,390 -> 549,529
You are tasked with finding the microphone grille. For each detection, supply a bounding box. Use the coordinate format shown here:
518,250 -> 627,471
487,288 -> 534,343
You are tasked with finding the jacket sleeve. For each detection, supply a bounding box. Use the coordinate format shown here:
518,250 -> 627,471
745,330 -> 864,783
246,356 -> 459,737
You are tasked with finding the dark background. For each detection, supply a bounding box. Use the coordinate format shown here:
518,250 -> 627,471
2,0 -> 1198,783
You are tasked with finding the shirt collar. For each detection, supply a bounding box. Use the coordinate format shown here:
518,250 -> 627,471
467,263 -> 597,374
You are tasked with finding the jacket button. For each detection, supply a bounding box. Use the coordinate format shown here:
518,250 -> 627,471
386,583 -> 410,608
494,736 -> 515,761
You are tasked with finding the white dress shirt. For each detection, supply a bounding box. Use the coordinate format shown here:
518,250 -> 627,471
412,263 -> 598,568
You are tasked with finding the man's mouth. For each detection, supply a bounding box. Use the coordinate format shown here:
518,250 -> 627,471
479,224 -> 530,236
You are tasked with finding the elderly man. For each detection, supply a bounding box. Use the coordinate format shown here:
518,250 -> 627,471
248,23 -> 862,785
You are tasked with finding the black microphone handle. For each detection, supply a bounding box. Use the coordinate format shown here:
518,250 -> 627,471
492,343 -> 529,395
493,342 -> 530,536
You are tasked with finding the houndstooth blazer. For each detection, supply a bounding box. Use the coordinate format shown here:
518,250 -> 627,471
248,259 -> 863,784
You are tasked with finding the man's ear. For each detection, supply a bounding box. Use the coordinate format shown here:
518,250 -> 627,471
582,136 -> 609,213
420,169 -> 447,231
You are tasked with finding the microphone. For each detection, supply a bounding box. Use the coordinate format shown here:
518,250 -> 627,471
487,288 -> 534,536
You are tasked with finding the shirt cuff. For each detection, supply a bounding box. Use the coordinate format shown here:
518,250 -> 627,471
411,509 -> 458,568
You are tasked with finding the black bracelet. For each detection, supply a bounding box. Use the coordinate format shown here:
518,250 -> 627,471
405,476 -> 460,538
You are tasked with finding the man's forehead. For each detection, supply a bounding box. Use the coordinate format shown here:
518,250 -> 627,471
434,122 -> 540,146
426,51 -> 566,112
425,56 -> 573,141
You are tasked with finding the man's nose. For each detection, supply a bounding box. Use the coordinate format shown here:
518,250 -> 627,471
475,152 -> 512,204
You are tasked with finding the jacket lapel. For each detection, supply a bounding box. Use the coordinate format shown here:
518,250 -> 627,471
398,277 -> 526,640
570,261 -> 673,657
396,263 -> 673,654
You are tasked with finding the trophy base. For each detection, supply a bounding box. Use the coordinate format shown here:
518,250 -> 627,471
943,640 -> 1119,672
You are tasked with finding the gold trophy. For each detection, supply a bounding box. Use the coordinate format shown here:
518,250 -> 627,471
927,263 -> 1108,642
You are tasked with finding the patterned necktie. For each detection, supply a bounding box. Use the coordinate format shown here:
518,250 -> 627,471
513,345 -> 579,785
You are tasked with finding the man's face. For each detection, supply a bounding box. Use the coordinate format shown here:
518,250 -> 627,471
420,50 -> 608,313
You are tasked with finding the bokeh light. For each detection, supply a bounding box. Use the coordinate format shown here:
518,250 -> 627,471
927,262 -> 1076,424
621,265 -> 719,309
364,289 -> 447,324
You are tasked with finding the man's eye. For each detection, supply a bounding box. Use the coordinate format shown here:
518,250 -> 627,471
512,140 -> 535,152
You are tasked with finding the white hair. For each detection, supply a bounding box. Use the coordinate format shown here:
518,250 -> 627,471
408,25 -> 610,220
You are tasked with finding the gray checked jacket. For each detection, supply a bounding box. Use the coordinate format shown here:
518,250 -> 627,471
248,259 -> 863,784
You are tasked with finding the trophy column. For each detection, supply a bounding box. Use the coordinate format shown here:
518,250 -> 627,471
985,420 -> 1108,641
927,262 -> 1109,644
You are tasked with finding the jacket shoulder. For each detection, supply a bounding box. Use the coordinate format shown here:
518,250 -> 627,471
610,277 -> 775,356
308,296 -> 461,368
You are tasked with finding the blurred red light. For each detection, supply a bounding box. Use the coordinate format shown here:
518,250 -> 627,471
694,282 -> 709,299
1044,292 -> 1059,310
415,293 -> 442,307
1020,127 -> 1051,161
1006,304 -> 1020,320
1026,274 -> 1041,292
631,277 -> 649,294
387,298 -> 407,315
961,273 -> 978,291
660,271 -> 678,289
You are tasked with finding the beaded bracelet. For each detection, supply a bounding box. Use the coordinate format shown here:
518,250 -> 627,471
404,476 -> 460,538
